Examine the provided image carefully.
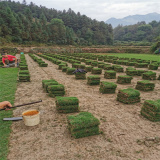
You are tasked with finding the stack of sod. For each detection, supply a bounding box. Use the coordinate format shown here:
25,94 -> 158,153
148,63 -> 159,70
126,68 -> 137,76
114,66 -> 124,72
126,62 -> 136,66
42,79 -> 58,91
48,84 -> 65,97
117,88 -> 140,104
72,63 -> 79,68
85,60 -> 92,65
19,70 -> 29,75
19,55 -> 30,82
55,97 -> 79,113
75,72 -> 86,80
66,68 -> 76,75
62,66 -> 69,72
136,70 -> 147,76
85,66 -> 93,72
80,58 -> 85,62
135,80 -> 155,91
141,100 -> 160,122
78,64 -> 85,69
117,75 -> 133,84
142,71 -> 156,80
19,65 -> 28,70
67,112 -> 100,139
99,81 -> 117,94
104,65 -> 113,70
39,63 -> 48,67
19,74 -> 30,82
104,70 -> 116,79
91,61 -> 98,67
58,63 -> 66,70
91,68 -> 102,74
44,81 -> 59,92
98,64 -> 104,69
135,63 -> 148,68
87,75 -> 100,85
42,79 -> 55,88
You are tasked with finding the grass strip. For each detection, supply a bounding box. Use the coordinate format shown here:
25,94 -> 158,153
0,68 -> 18,160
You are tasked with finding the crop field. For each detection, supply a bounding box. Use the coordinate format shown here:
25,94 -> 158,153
1,52 -> 160,160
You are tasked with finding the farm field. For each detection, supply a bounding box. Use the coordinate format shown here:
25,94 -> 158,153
1,53 -> 160,160
96,53 -> 160,62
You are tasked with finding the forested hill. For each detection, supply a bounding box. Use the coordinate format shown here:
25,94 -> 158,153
0,1 -> 113,45
113,21 -> 160,45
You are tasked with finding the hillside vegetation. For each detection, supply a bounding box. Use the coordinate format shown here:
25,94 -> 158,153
0,1 -> 113,46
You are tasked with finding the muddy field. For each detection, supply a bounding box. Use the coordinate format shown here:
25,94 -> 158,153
8,54 -> 160,160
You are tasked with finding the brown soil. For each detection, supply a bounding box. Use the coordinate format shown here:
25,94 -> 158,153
8,54 -> 160,160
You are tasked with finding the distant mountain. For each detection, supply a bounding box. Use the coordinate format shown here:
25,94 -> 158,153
106,12 -> 160,28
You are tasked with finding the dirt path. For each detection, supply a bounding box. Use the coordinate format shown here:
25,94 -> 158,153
8,54 -> 160,160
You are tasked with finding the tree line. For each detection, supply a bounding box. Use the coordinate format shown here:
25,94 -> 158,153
113,21 -> 160,45
0,0 -> 113,46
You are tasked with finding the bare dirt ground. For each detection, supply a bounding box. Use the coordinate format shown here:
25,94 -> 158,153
8,54 -> 160,160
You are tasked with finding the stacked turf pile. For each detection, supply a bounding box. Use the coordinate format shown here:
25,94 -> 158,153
141,99 -> 160,122
114,65 -> 124,72
126,62 -> 136,66
42,79 -> 59,92
75,72 -> 86,80
66,68 -> 76,75
91,68 -> 102,74
142,71 -> 156,80
48,84 -> 65,97
91,61 -> 98,67
55,97 -> 79,113
148,63 -> 159,70
62,66 -> 69,72
117,88 -> 140,104
19,73 -> 30,82
136,80 -> 155,91
136,70 -> 147,76
104,64 -> 113,70
67,112 -> 100,138
19,55 -> 30,82
117,75 -> 133,84
58,63 -> 66,70
39,61 -> 48,67
87,76 -> 100,85
135,63 -> 148,68
126,67 -> 138,76
85,66 -> 93,72
104,70 -> 116,79
99,81 -> 117,94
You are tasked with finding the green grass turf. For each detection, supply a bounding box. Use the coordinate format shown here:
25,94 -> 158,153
109,53 -> 160,62
0,68 -> 18,160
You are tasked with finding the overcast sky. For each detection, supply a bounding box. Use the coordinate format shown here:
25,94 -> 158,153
13,0 -> 160,21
